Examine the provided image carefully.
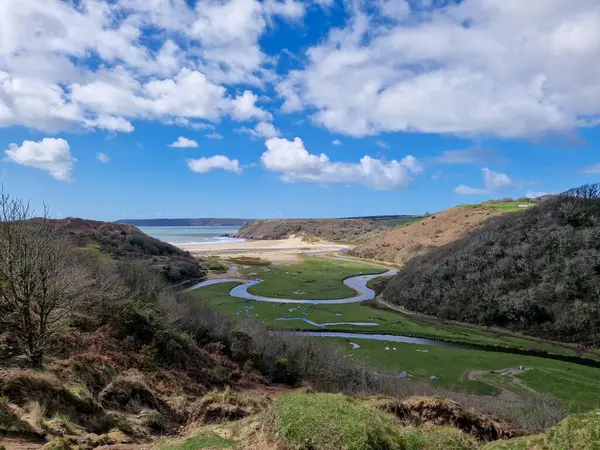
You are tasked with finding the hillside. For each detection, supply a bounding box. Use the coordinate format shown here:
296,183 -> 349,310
350,201 -> 537,264
382,184 -> 600,346
235,215 -> 422,243
117,218 -> 250,227
49,217 -> 206,283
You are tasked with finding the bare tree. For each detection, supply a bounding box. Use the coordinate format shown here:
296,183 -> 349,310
563,182 -> 600,200
0,190 -> 91,367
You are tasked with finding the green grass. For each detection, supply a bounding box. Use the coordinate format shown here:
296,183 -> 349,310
366,275 -> 393,292
267,393 -> 476,450
73,244 -> 115,264
239,256 -> 386,300
335,337 -> 600,409
483,409 -> 600,449
156,432 -> 236,449
376,217 -> 423,227
461,201 -> 538,213
187,281 -> 583,357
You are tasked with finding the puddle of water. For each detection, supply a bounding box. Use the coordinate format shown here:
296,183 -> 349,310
349,341 -> 360,349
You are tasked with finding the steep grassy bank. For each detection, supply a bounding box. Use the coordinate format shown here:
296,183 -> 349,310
154,392 -> 599,450
349,202 -> 533,264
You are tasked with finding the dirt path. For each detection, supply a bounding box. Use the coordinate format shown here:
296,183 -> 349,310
465,367 -> 536,401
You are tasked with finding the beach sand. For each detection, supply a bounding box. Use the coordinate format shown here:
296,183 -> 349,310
178,236 -> 350,263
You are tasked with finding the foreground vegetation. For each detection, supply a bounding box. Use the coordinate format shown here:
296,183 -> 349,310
155,392 -> 599,450
384,184 -> 600,346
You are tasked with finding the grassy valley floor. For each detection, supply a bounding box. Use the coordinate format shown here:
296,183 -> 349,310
185,255 -> 600,411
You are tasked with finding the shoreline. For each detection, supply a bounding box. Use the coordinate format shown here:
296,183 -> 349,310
178,236 -> 350,262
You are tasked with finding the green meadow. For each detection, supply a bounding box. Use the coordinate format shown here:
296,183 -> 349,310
187,256 -> 600,411
238,255 -> 386,299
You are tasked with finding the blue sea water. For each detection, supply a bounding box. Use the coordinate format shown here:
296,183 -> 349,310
139,226 -> 245,246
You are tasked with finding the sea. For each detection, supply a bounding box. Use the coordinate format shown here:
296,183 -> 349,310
139,226 -> 246,246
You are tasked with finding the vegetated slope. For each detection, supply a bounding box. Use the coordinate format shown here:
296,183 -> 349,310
49,217 -> 206,283
383,185 -> 600,346
350,206 -> 507,263
117,218 -> 249,226
235,215 -> 422,243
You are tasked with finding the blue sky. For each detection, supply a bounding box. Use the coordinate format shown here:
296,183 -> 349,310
1,0 -> 600,220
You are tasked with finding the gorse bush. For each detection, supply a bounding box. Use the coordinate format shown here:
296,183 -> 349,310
384,184 -> 600,346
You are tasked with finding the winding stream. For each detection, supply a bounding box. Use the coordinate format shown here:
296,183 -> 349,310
185,255 -> 398,304
184,255 -> 600,366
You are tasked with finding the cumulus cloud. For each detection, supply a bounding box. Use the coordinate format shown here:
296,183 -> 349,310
4,138 -> 75,181
0,0 -> 293,134
229,90 -> 272,121
96,152 -> 110,163
454,185 -> 489,195
169,137 -> 199,148
260,137 -> 421,190
279,1 -> 600,139
187,155 -> 243,174
332,139 -> 342,145
482,168 -> 513,190
239,121 -> 281,138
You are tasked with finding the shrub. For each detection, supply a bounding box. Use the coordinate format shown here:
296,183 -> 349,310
98,372 -> 172,418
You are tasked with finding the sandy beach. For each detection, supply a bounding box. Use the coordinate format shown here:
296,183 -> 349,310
178,236 -> 350,262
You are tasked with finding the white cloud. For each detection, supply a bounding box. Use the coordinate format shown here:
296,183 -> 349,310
230,90 -> 272,121
96,152 -> 110,163
482,168 -> 513,190
260,137 -> 420,190
434,148 -> 496,165
332,139 -> 342,145
454,185 -> 489,195
4,138 -> 75,181
263,0 -> 306,20
205,132 -> 224,140
581,163 -> 600,174
279,1 -> 600,139
169,137 -> 199,148
0,0 -> 289,134
187,155 -> 243,174
239,121 -> 281,138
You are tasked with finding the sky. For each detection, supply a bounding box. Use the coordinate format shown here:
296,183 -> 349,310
1,0 -> 600,220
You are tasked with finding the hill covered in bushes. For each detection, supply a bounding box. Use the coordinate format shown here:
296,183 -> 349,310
50,217 -> 206,283
235,215 -> 422,243
383,184 -> 600,346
